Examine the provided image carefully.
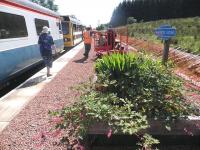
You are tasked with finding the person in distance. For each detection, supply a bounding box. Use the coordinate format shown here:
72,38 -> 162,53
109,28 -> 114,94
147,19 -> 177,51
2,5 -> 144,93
83,27 -> 92,58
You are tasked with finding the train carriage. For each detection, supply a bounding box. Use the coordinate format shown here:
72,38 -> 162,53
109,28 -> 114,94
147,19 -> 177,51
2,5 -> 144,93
0,0 -> 64,87
61,15 -> 83,48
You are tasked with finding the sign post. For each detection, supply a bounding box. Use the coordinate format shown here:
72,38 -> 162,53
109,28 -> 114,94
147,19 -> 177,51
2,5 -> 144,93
163,39 -> 170,64
154,25 -> 176,65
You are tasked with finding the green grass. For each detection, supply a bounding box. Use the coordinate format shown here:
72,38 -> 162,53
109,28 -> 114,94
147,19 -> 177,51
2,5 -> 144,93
127,17 -> 200,55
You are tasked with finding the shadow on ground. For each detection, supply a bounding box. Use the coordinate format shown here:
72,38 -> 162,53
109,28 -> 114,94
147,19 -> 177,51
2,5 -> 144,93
20,75 -> 46,88
73,57 -> 89,63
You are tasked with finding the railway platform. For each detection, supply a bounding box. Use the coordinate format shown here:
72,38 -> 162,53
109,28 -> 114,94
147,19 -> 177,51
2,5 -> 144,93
0,39 -> 200,150
0,43 -> 95,149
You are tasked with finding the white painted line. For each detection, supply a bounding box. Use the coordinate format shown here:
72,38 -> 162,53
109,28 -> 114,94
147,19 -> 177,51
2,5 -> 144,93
0,122 -> 9,133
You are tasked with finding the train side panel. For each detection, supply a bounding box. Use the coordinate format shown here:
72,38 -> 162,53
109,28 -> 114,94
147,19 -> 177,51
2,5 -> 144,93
0,2 -> 63,83
74,31 -> 83,45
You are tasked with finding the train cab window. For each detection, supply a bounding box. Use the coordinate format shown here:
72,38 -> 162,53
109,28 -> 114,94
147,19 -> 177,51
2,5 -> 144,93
61,22 -> 69,35
35,18 -> 49,35
0,12 -> 28,39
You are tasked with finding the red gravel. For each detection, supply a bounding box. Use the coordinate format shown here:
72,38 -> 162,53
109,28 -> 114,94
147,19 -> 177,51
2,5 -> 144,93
0,46 -> 96,150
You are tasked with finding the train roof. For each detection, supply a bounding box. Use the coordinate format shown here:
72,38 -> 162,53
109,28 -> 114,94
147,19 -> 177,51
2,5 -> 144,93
4,0 -> 60,18
61,15 -> 82,25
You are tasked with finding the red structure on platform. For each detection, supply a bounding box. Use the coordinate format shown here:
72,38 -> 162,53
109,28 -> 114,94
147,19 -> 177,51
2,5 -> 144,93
93,28 -> 129,57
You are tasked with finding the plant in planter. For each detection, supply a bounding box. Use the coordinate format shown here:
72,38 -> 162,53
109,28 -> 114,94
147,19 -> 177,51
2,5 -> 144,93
49,87 -> 159,149
95,53 -> 198,121
49,52 -> 199,149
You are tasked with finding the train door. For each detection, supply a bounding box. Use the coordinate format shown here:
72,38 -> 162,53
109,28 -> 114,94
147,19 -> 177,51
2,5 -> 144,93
57,21 -> 63,39
61,21 -> 70,48
72,23 -> 77,46
54,21 -> 64,53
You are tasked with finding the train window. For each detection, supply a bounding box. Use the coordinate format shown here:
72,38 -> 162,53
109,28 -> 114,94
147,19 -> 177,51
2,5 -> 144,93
56,22 -> 61,30
35,18 -> 49,35
73,24 -> 77,32
61,22 -> 69,35
77,25 -> 82,31
57,22 -> 62,34
56,22 -> 59,27
0,11 -> 28,39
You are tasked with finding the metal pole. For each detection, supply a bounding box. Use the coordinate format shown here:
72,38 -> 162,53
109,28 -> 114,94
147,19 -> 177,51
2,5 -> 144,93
162,39 -> 170,65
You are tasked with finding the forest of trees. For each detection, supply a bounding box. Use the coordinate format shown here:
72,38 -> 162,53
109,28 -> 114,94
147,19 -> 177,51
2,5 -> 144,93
110,0 -> 200,27
30,0 -> 58,11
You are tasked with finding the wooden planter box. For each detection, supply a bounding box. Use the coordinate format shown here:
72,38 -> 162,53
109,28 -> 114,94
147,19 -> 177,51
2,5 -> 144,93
88,117 -> 200,135
83,117 -> 200,149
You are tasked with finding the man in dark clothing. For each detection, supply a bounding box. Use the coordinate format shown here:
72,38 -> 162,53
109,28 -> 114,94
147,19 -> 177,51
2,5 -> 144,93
38,26 -> 54,77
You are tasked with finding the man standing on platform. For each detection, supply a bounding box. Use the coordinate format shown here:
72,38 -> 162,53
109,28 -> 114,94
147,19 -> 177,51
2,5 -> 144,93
83,27 -> 92,58
38,26 -> 55,77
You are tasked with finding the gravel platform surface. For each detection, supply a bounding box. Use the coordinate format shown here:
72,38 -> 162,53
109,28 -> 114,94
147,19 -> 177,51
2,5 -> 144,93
0,48 -> 96,150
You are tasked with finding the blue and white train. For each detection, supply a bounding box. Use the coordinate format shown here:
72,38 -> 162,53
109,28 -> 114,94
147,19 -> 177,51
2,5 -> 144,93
0,0 -> 64,87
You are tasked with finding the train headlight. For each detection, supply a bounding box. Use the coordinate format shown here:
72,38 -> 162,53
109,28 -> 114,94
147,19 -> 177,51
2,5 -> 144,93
64,38 -> 71,42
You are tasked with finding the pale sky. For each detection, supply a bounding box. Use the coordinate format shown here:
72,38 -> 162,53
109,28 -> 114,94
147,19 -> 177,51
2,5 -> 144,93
54,0 -> 124,27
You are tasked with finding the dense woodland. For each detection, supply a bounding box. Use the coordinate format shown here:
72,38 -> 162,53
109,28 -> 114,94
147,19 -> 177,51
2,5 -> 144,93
110,0 -> 200,27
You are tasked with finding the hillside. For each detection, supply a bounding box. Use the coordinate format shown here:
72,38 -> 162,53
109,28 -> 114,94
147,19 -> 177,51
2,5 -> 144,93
125,17 -> 200,55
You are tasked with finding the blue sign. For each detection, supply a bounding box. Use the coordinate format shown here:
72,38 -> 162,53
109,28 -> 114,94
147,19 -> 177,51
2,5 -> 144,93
155,25 -> 176,40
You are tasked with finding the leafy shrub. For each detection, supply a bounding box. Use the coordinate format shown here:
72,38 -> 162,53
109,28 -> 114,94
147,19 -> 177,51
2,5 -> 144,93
127,17 -> 137,24
49,85 -> 153,149
54,91 -> 148,134
95,53 -> 197,120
